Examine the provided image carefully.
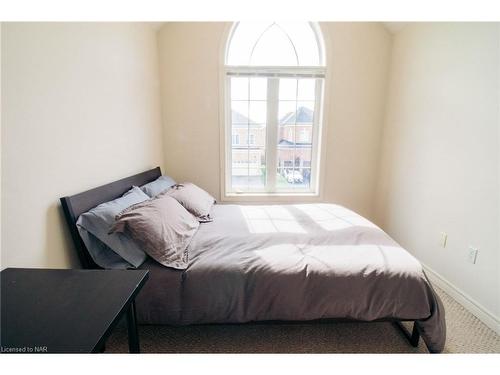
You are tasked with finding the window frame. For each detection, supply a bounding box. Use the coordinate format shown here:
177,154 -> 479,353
219,22 -> 330,202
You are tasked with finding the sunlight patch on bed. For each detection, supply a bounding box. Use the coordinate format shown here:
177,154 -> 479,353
241,205 -> 307,234
253,244 -> 410,274
294,204 -> 377,231
254,244 -> 304,269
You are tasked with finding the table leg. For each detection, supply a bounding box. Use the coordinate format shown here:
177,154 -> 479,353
126,301 -> 140,353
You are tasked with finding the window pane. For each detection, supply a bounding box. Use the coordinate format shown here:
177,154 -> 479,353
231,148 -> 249,191
226,22 -> 271,66
277,147 -> 295,170
231,147 -> 266,191
231,101 -> 249,123
297,126 -> 311,143
249,101 -> 267,124
249,124 -> 266,147
231,77 -> 249,100
292,102 -> 315,137
278,125 -> 295,144
297,79 -> 316,101
278,101 -> 297,125
275,78 -> 317,192
298,168 -> 311,189
296,101 -> 315,124
276,167 -> 292,190
249,78 -> 267,100
279,78 -> 297,101
230,76 -> 268,193
250,24 -> 298,66
276,167 -> 310,191
277,168 -> 303,190
296,147 -> 312,168
278,22 -> 321,66
227,22 -> 323,67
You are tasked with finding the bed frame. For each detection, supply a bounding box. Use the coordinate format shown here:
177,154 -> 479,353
60,167 -> 422,351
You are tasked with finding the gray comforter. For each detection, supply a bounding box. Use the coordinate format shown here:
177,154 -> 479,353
137,203 -> 446,353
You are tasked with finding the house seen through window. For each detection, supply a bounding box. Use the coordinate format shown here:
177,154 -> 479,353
225,22 -> 326,194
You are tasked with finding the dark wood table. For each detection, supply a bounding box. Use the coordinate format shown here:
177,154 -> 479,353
1,268 -> 149,353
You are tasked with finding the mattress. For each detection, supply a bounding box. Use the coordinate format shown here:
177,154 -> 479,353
136,203 -> 445,352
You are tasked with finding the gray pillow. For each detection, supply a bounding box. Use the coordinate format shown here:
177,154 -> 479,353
140,175 -> 176,197
77,227 -> 133,269
165,183 -> 215,222
110,194 -> 199,269
76,186 -> 149,268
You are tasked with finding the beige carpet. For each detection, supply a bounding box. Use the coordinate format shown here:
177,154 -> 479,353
105,286 -> 500,353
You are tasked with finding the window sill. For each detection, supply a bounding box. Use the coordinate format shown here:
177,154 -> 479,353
221,191 -> 322,204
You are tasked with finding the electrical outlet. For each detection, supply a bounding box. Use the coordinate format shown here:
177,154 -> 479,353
440,232 -> 448,248
467,247 -> 479,264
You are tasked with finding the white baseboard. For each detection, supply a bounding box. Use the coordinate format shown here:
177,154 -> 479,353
422,263 -> 500,335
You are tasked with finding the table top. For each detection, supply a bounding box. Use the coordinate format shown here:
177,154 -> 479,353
1,268 -> 149,353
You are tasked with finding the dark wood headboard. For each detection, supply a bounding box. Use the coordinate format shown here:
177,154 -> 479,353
60,167 -> 162,269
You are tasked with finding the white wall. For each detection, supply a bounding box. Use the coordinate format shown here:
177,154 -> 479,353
1,23 -> 164,268
157,22 -> 391,219
157,22 -> 227,204
322,23 -> 391,218
375,23 -> 500,321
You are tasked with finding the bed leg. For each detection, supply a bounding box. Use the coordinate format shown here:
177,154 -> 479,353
393,321 -> 420,347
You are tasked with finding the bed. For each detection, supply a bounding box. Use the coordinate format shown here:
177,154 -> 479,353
60,167 -> 446,353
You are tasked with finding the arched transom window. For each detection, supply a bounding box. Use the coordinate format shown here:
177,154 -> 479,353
224,22 -> 326,195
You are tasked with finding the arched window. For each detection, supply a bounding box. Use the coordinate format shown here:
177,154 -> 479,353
224,22 -> 326,195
